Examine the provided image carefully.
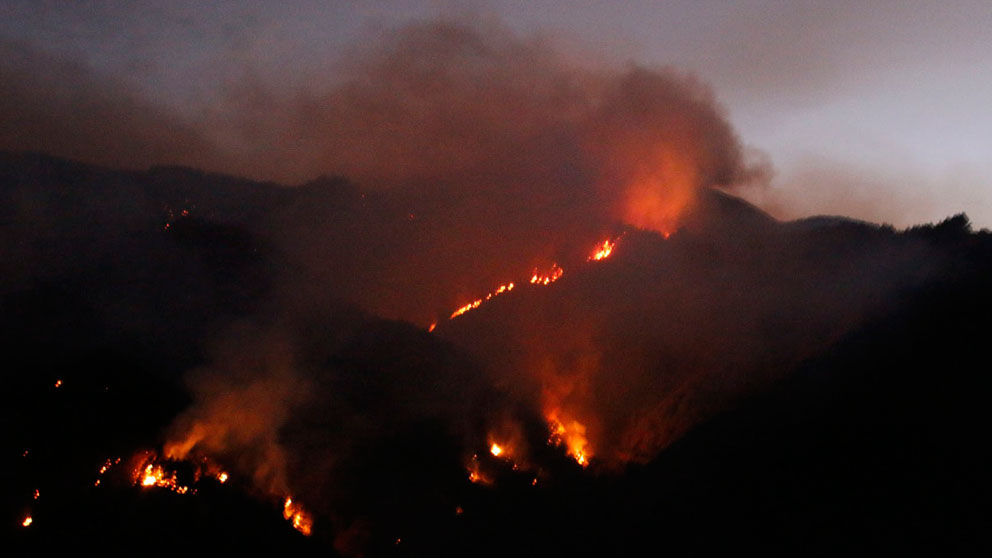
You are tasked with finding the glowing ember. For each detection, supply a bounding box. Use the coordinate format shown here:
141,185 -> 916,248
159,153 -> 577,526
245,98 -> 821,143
283,497 -> 313,536
588,239 -> 615,261
54,379 -> 62,388
547,416 -> 591,467
217,472 -> 228,483
33,489 -> 39,500
22,516 -> 32,527
530,263 -> 564,285
428,322 -> 437,332
489,443 -> 503,457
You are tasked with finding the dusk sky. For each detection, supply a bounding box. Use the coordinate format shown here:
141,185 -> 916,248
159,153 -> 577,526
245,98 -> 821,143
3,0 -> 990,227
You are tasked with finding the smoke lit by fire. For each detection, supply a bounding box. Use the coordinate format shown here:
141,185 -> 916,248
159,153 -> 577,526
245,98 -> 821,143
547,415 -> 591,467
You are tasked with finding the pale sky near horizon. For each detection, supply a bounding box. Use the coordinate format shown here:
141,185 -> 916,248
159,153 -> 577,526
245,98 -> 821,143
3,0 -> 990,227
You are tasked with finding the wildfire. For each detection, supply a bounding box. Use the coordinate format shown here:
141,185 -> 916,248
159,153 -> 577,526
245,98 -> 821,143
443,237 -> 620,323
466,455 -> 492,485
217,472 -> 228,484
489,443 -> 503,457
132,455 -> 192,494
98,457 -> 120,475
530,263 -> 564,286
547,416 -> 590,467
449,282 -> 514,319
588,239 -> 615,261
283,497 -> 313,536
22,515 -> 32,527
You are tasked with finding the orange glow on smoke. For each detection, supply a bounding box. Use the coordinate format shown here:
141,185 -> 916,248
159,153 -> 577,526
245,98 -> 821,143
621,148 -> 697,235
466,454 -> 492,485
547,415 -> 590,467
283,497 -> 313,536
530,263 -> 564,286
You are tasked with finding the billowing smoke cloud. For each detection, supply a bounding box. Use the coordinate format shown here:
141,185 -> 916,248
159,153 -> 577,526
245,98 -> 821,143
219,20 -> 769,327
209,21 -> 759,231
152,20 -> 777,509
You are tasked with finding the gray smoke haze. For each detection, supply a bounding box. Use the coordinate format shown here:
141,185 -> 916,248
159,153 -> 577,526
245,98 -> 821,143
0,40 -> 224,172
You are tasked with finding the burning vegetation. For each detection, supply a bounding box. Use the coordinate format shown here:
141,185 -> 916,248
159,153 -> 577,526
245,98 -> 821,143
283,498 -> 313,536
7,16 -> 988,557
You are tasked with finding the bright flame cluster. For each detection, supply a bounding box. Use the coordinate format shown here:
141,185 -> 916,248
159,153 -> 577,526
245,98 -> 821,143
137,462 -> 190,494
283,497 -> 313,536
588,239 -> 615,261
131,453 -> 229,496
530,263 -> 564,285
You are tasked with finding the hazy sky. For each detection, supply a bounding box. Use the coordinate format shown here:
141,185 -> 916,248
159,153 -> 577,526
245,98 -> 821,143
2,0 -> 990,227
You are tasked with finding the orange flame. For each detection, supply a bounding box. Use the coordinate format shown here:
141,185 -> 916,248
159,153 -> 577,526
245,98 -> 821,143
588,239 -> 615,261
283,497 -> 313,536
22,515 -> 32,527
547,415 -> 591,467
530,263 -> 564,286
133,455 -> 193,494
449,282 -> 514,319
